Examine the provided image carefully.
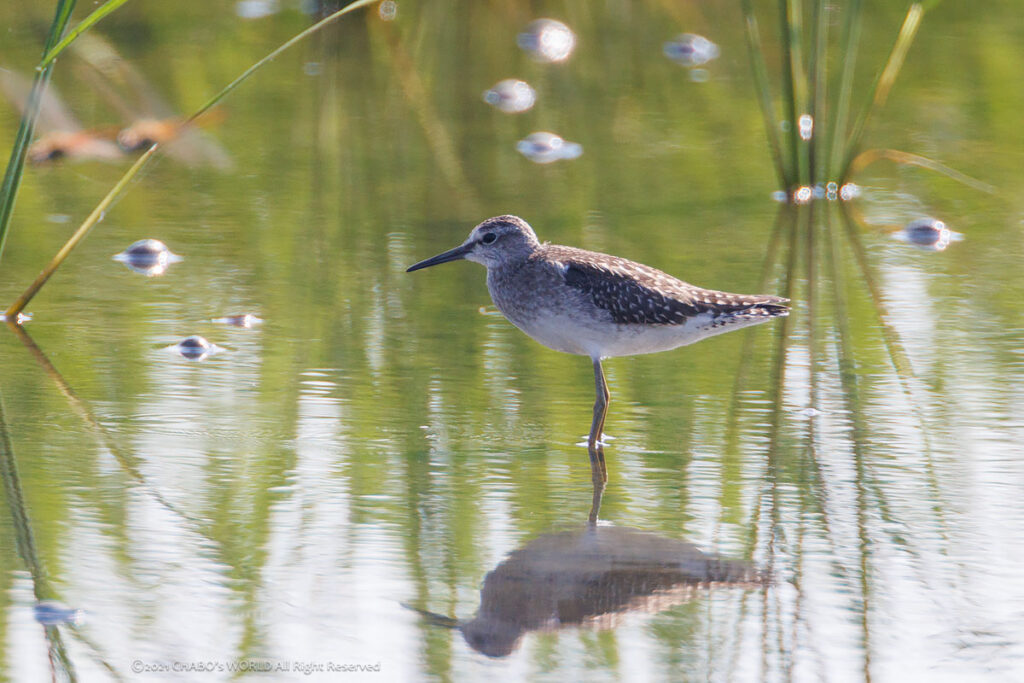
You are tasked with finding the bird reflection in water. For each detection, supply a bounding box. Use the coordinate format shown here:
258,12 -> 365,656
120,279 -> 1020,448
407,469 -> 762,657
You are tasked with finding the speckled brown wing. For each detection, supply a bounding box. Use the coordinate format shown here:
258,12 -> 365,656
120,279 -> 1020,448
549,246 -> 789,326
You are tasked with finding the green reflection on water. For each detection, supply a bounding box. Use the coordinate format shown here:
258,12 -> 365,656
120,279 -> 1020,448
1,1 -> 1023,681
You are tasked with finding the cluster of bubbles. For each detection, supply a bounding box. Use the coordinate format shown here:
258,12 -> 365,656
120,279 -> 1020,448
891,217 -> 963,252
484,22 -> 723,162
772,182 -> 862,205
769,188 -> 964,253
662,33 -> 720,82
111,238 -> 261,360
482,19 -> 583,165
515,132 -> 583,165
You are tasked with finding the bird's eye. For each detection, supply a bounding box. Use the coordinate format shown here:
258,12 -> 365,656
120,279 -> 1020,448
481,232 -> 497,245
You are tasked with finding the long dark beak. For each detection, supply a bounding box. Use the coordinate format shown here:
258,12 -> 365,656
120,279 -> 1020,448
406,242 -> 473,272
400,602 -> 462,629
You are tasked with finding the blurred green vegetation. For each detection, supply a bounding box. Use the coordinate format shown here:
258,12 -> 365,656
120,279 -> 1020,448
0,0 -> 1022,680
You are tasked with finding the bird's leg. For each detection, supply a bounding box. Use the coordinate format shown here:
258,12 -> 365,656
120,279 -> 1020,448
589,358 -> 609,482
588,460 -> 606,525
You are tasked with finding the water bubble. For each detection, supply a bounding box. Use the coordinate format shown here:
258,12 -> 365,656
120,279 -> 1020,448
0,312 -> 31,324
517,19 -> 576,63
825,181 -> 839,201
688,68 -> 710,83
663,33 -> 720,67
212,314 -> 263,328
793,186 -> 813,204
303,62 -> 323,76
771,190 -> 788,203
516,132 -> 583,164
378,0 -> 397,21
893,217 -> 963,252
839,183 -> 861,201
235,0 -> 278,19
112,239 -> 182,277
34,601 -> 84,626
799,114 -> 813,141
169,335 -> 222,360
482,79 -> 536,114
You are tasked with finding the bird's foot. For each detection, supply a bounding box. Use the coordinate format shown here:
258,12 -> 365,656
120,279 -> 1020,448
576,433 -> 614,448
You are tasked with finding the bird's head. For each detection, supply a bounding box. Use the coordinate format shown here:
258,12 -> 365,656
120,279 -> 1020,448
406,215 -> 541,272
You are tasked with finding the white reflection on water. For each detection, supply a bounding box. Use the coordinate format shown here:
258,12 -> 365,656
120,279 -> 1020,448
517,19 -> 576,63
516,132 -> 583,164
482,79 -> 536,114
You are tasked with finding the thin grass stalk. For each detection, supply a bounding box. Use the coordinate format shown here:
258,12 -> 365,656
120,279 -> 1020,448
0,0 -> 77,265
848,148 -> 996,194
821,200 -> 876,678
6,322 -> 214,535
777,0 -> 802,187
837,206 -> 953,537
807,0 -> 829,184
371,18 -> 482,216
186,0 -> 380,126
839,3 -> 924,180
39,0 -> 135,68
760,202 -> 800,679
725,205 -> 790,435
4,0 -> 381,318
739,0 -> 791,188
784,0 -> 811,185
826,0 -> 863,180
0,388 -> 81,680
5,145 -> 158,318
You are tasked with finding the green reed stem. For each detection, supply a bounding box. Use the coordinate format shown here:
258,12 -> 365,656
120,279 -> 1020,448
739,0 -> 790,189
5,146 -> 158,318
839,3 -> 924,180
848,148 -> 996,194
807,0 -> 829,183
187,0 -> 380,126
4,0 -> 381,319
826,0 -> 863,181
777,0 -> 802,187
39,0 -> 135,68
0,0 -> 77,266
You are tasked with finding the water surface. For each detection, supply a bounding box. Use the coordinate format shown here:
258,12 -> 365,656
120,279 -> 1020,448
1,1 -> 1023,680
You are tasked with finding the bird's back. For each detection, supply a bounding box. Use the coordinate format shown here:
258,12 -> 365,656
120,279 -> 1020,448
485,242 -> 788,359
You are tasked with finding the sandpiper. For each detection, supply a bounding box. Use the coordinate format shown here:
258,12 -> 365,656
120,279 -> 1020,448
407,215 -> 788,471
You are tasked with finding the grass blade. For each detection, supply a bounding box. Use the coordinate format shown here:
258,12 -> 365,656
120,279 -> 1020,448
839,3 -> 924,180
187,0 -> 380,126
826,0 -> 863,180
848,148 -> 996,194
5,145 -> 158,318
39,0 -> 135,68
777,0 -> 801,186
739,0 -> 790,189
0,0 -> 77,265
807,0 -> 829,183
780,0 -> 809,185
4,0 -> 381,318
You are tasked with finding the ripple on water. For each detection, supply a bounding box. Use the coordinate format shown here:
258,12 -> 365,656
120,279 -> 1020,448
516,132 -> 583,164
663,33 -> 720,67
517,19 -> 576,63
112,239 -> 182,277
166,335 -> 224,360
482,79 -> 536,114
892,217 -> 963,252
